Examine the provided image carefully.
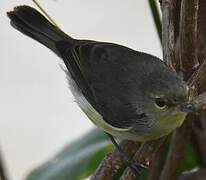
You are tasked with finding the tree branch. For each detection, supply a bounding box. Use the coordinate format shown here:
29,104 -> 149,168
159,115 -> 194,180
90,140 -> 140,180
192,0 -> 206,168
161,0 -> 177,70
160,1 -> 200,179
197,0 -> 206,63
147,137 -> 170,180
179,0 -> 199,80
120,138 -> 165,180
193,116 -> 206,166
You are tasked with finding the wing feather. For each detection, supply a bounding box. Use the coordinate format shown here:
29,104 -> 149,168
56,40 -> 147,128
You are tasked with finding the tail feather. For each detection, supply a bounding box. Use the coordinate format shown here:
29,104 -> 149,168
7,5 -> 74,54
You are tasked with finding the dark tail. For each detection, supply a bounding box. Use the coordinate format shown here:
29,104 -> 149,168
7,5 -> 75,54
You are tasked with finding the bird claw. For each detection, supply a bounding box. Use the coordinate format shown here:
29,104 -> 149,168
127,159 -> 148,179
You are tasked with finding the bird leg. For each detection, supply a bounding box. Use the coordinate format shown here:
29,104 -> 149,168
106,133 -> 147,178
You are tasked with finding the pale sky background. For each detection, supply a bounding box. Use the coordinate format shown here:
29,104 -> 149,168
0,0 -> 162,179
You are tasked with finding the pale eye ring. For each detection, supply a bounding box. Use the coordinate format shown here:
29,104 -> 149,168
155,98 -> 167,109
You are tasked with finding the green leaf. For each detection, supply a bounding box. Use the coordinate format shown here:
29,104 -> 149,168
26,128 -> 112,180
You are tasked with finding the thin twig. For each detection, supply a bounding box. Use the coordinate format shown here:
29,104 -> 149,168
32,0 -> 61,29
148,0 -> 162,44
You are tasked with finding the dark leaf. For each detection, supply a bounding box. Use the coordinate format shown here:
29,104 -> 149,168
26,128 -> 112,180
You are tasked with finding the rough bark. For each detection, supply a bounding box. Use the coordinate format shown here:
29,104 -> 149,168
160,1 -> 200,180
119,138 -> 165,180
90,140 -> 140,179
179,0 -> 199,80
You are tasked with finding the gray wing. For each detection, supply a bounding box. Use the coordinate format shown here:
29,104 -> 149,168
56,40 -> 147,128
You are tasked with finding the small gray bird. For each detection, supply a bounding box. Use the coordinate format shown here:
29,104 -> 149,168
7,5 -> 192,176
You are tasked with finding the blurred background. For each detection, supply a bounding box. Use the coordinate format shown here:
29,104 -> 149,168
0,0 -> 161,179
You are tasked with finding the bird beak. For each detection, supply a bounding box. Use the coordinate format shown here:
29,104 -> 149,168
180,102 -> 196,113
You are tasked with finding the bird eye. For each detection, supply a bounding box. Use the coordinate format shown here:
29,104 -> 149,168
155,98 -> 166,109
